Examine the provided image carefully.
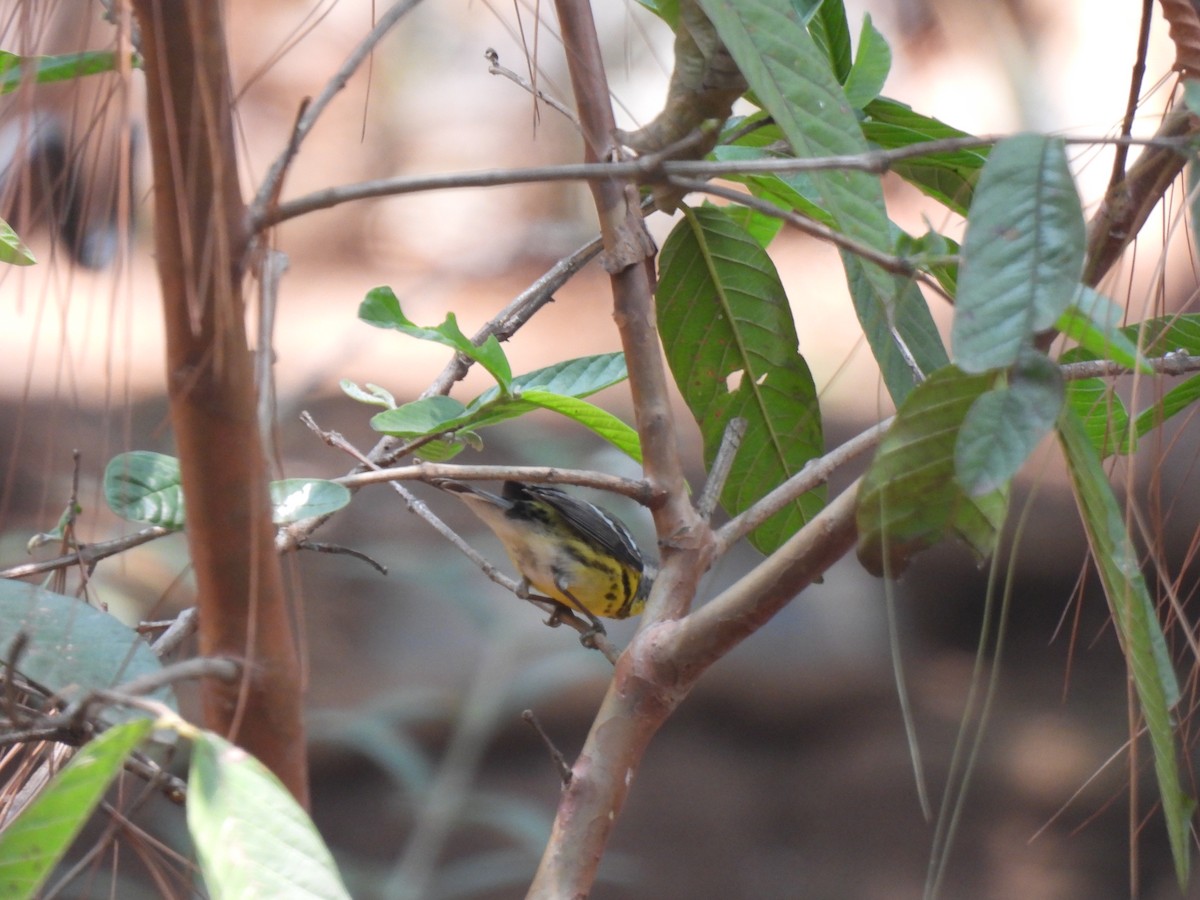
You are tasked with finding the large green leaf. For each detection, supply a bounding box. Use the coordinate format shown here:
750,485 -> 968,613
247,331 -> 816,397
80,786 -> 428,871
0,581 -> 175,721
1057,410 -> 1192,887
189,730 -> 351,899
857,366 -> 1007,576
700,0 -> 946,403
953,134 -> 1085,372
0,720 -> 153,900
658,205 -> 824,552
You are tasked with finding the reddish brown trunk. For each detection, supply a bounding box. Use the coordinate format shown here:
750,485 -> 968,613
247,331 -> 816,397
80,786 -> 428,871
130,0 -> 307,802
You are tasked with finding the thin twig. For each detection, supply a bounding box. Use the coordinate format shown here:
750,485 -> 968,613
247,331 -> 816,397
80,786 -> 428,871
246,0 -> 427,233
485,47 -> 581,132
714,419 -> 892,556
420,232 -> 606,399
336,462 -> 654,504
670,176 -> 948,297
1060,351 -> 1200,380
150,607 -> 199,657
1107,0 -> 1156,190
253,133 -> 1188,230
297,540 -> 388,575
0,527 -> 175,581
697,417 -> 746,521
522,709 -> 572,785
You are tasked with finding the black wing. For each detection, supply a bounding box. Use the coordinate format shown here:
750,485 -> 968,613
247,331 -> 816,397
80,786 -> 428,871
504,482 -> 645,572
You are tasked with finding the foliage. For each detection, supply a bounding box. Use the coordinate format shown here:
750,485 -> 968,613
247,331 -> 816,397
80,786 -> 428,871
5,0 -> 1200,894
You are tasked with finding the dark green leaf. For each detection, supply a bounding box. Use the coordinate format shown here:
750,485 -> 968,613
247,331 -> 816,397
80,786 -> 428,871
359,287 -> 512,390
842,14 -> 890,109
1058,410 -> 1192,886
658,205 -> 825,552
0,581 -> 176,721
632,0 -> 680,28
955,352 -> 1063,495
805,0 -> 852,81
0,720 -> 153,900
269,480 -> 351,525
1056,287 -> 1145,372
701,0 -> 946,403
953,134 -> 1085,371
1062,314 -> 1200,456
719,201 -> 785,247
861,98 -> 987,216
856,366 -> 1007,576
104,451 -> 184,529
189,730 -> 351,899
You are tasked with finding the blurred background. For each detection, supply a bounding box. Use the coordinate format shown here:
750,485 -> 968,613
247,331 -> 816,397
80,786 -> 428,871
2,0 -> 1199,897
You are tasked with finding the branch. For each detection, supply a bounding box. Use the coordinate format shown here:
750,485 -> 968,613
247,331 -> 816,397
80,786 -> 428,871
335,462 -> 654,503
246,0 -> 427,235
0,526 -> 174,580
252,132 -> 1188,230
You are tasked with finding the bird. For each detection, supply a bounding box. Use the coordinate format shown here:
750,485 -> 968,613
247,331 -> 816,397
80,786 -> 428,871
434,479 -> 653,628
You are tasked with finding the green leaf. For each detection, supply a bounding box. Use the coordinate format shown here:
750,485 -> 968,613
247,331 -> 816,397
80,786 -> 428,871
856,366 -> 1008,576
955,352 -> 1063,496
370,355 -> 631,450
658,204 -> 825,552
1056,286 -> 1145,372
806,0 -> 853,82
467,353 -> 628,413
189,730 -> 351,899
359,287 -> 512,390
1057,410 -> 1192,887
1062,314 -> 1200,457
520,391 -> 642,463
104,451 -> 185,529
0,50 -> 137,93
1062,357 -> 1132,457
861,98 -> 987,216
953,134 -> 1085,372
0,217 -> 35,266
700,0 -> 946,403
269,480 -> 351,525
842,14 -> 890,109
0,582 -> 177,722
632,0 -> 680,28
719,201 -> 785,247
371,396 -> 470,437
339,379 -> 396,409
895,227 -> 959,296
0,720 -> 153,900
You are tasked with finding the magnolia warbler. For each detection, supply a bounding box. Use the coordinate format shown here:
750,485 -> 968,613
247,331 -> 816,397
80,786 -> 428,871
436,479 -> 653,622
